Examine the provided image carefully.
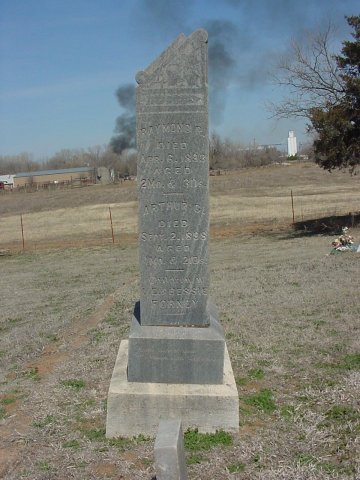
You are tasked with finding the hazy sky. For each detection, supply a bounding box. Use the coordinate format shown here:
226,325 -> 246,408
0,0 -> 358,159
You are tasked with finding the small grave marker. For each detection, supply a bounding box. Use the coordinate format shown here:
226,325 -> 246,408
154,418 -> 187,480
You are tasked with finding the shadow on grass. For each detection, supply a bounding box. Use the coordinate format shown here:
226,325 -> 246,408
284,212 -> 360,238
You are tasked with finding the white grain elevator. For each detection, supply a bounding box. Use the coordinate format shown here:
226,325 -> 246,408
287,130 -> 297,157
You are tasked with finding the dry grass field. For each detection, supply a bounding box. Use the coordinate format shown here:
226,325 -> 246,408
1,162 -> 359,251
0,162 -> 359,479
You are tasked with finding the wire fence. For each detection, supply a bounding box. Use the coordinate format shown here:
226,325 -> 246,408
1,204 -> 138,252
1,190 -> 359,253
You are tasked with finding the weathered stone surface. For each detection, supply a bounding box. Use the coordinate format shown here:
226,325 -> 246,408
106,340 -> 239,438
155,419 -> 188,480
127,302 -> 225,384
136,29 -> 209,327
106,29 -> 240,438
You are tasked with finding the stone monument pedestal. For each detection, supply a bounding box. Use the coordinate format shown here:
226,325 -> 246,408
127,302 -> 225,384
106,339 -> 239,438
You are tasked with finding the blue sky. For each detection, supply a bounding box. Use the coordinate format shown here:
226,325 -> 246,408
0,0 -> 358,160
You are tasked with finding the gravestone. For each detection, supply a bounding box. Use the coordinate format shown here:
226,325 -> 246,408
136,29 -> 209,329
154,418 -> 188,480
106,29 -> 239,437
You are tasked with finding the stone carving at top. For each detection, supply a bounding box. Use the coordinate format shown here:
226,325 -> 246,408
136,29 -> 208,89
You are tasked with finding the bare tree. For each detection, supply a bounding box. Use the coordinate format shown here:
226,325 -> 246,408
269,23 -> 345,120
84,145 -> 107,167
209,132 -> 223,170
209,132 -> 282,170
100,148 -> 122,171
43,149 -> 86,170
0,152 -> 40,174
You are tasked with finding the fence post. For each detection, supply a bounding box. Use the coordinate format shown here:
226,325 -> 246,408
109,207 -> 115,244
20,214 -> 25,251
291,190 -> 295,225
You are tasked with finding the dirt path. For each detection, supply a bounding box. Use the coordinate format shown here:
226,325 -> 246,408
0,292 -> 117,478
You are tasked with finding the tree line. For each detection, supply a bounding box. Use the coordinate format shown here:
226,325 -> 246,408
0,138 -> 292,177
0,146 -> 137,177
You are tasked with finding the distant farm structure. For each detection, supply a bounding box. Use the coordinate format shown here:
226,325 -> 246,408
12,166 -> 96,190
0,174 -> 14,190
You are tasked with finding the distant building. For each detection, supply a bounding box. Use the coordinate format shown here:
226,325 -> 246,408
287,131 -> 298,157
96,166 -> 112,185
0,174 -> 14,189
13,166 -> 95,188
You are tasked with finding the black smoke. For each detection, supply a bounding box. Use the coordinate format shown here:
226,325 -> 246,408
110,84 -> 136,154
110,0 -> 351,143
206,20 -> 238,125
110,1 -> 242,139
110,18 -> 240,139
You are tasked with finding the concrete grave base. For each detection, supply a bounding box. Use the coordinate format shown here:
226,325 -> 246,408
106,340 -> 239,438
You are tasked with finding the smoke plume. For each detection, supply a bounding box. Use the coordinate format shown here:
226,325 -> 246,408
111,0 -> 346,143
110,84 -> 136,154
206,20 -> 238,125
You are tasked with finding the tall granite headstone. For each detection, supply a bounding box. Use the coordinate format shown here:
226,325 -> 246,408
136,29 -> 209,328
106,30 -> 239,437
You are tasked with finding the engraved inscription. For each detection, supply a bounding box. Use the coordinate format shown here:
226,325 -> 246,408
142,202 -> 206,215
140,124 -> 192,135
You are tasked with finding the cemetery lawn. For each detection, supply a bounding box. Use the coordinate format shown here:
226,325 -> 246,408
1,162 -> 359,479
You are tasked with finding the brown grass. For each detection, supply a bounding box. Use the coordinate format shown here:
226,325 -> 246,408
0,162 -> 359,479
1,162 -> 359,251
